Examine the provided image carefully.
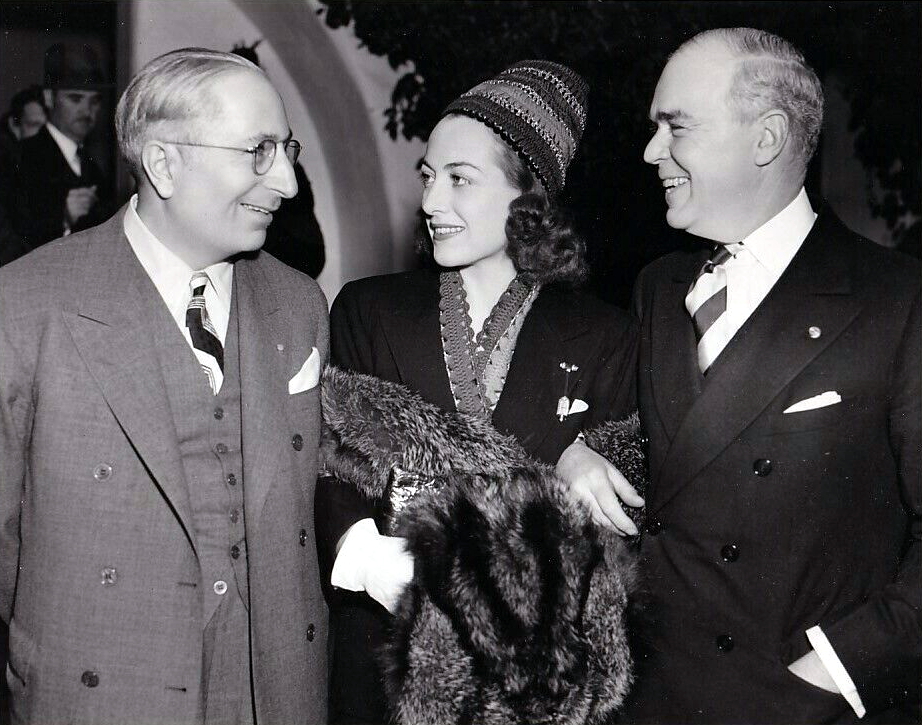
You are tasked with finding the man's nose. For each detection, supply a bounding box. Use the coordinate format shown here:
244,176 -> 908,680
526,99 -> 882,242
643,126 -> 669,165
264,147 -> 298,199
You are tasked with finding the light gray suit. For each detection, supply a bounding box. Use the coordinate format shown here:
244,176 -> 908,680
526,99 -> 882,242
0,208 -> 329,724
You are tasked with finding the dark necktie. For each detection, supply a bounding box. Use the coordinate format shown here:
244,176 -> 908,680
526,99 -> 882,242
185,272 -> 224,394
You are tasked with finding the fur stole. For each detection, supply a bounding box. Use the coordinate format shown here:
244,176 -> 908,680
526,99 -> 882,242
321,366 -> 647,725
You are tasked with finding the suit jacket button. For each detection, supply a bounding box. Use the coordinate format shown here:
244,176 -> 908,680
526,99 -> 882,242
291,434 -> 303,451
753,459 -> 773,477
299,529 -> 307,546
306,623 -> 315,642
93,464 -> 112,481
230,545 -> 240,560
645,518 -> 662,536
716,634 -> 734,652
81,670 -> 100,687
720,544 -> 740,562
100,567 -> 117,586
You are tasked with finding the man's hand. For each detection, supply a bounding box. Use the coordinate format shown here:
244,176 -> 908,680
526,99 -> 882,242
65,185 -> 98,226
787,650 -> 839,693
556,440 -> 644,535
331,518 -> 414,614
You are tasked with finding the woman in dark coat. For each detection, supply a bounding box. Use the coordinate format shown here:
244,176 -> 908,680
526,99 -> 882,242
318,60 -> 640,724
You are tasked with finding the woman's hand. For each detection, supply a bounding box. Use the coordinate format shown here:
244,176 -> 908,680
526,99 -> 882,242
556,439 -> 644,535
331,518 -> 415,613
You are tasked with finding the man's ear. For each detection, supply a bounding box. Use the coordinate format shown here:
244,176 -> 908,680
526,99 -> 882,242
141,141 -> 178,199
754,110 -> 789,166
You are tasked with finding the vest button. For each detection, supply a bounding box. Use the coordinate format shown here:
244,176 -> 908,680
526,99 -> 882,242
230,545 -> 240,560
215,443 -> 228,455
229,509 -> 239,524
93,463 -> 112,481
213,580 -> 228,595
213,407 -> 224,420
716,634 -> 734,652
299,529 -> 307,546
81,670 -> 100,688
645,518 -> 663,536
753,459 -> 773,477
306,624 -> 315,642
291,434 -> 303,451
226,473 -> 237,486
720,544 -> 740,562
100,567 -> 117,586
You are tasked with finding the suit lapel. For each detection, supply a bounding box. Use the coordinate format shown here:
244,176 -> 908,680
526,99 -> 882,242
62,213 -> 197,552
378,272 -> 456,411
648,255 -> 704,442
491,290 -> 569,453
652,212 -> 861,512
235,258 -> 288,532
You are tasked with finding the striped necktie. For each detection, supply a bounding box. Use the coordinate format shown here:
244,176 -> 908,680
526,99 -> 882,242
186,272 -> 224,394
685,245 -> 735,373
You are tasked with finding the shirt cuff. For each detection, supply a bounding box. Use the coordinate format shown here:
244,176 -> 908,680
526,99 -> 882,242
330,518 -> 379,591
805,625 -> 866,718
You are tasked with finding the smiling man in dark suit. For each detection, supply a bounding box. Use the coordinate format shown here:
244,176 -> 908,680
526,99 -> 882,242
0,48 -> 329,724
561,27 -> 920,724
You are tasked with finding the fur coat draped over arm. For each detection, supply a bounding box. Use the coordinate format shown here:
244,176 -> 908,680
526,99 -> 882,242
320,366 -> 647,725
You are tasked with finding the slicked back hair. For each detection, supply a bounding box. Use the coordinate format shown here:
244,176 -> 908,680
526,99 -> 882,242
680,28 -> 824,170
115,47 -> 260,180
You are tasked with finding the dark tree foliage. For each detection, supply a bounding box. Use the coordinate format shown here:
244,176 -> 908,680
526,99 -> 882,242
318,0 -> 920,304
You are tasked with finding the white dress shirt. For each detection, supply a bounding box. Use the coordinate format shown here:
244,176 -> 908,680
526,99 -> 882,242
122,194 -> 233,352
46,122 -> 81,176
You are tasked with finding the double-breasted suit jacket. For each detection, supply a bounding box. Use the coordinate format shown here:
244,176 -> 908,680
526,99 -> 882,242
4,125 -> 112,254
625,208 -> 921,723
316,268 -> 638,723
0,210 -> 330,724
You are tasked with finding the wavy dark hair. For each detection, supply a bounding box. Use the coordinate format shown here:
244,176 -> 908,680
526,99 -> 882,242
496,140 -> 588,286
416,115 -> 588,286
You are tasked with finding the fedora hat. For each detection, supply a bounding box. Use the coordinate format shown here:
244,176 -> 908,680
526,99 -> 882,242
43,43 -> 111,91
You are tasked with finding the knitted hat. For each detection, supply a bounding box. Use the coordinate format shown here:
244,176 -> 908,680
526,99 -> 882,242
442,60 -> 588,197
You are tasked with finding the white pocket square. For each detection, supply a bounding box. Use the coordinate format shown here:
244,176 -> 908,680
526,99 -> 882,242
783,391 -> 841,414
288,347 -> 321,394
568,398 -> 589,415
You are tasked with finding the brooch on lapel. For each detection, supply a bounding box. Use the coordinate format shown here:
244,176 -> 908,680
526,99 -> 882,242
557,362 -> 588,421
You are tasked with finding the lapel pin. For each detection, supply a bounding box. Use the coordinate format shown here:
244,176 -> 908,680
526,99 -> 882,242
276,343 -> 285,351
807,326 -> 821,339
557,362 -> 580,421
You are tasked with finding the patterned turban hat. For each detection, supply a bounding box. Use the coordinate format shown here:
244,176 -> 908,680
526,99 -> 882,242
442,60 -> 589,198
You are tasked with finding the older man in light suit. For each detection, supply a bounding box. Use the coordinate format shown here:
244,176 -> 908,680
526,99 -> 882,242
0,48 -> 329,724
560,27 -> 920,723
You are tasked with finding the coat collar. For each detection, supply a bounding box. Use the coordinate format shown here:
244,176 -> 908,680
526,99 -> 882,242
650,208 -> 860,512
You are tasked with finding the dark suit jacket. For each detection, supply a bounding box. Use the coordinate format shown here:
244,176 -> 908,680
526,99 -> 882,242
625,208 -> 921,724
0,210 -> 330,724
3,125 -> 111,259
316,268 -> 638,723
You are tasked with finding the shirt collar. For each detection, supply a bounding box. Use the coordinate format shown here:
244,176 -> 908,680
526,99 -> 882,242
45,122 -> 79,164
123,194 -> 234,309
737,188 -> 817,276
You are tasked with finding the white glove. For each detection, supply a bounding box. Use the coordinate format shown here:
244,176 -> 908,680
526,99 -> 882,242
331,518 -> 414,614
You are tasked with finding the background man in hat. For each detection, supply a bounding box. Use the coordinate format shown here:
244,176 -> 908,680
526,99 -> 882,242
2,43 -> 112,261
0,47 -> 329,724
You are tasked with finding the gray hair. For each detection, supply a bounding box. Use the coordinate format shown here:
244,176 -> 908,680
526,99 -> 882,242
680,28 -> 824,169
115,47 -> 260,179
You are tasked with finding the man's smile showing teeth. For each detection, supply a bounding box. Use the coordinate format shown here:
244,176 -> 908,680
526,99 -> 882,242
242,203 -> 273,215
662,177 -> 689,193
